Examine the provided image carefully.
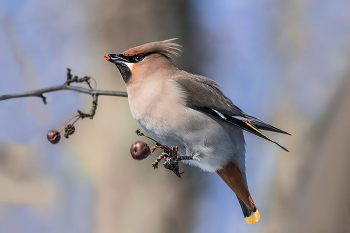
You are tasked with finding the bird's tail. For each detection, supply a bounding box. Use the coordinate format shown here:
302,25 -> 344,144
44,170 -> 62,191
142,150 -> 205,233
216,161 -> 260,224
237,196 -> 260,224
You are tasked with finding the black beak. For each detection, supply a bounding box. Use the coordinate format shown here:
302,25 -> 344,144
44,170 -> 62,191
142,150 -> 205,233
104,54 -> 129,64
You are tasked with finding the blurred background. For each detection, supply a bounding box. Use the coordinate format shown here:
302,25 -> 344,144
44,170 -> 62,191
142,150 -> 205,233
1,0 -> 350,232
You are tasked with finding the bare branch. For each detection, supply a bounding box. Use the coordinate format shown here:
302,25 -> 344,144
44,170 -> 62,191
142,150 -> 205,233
0,68 -> 127,102
0,84 -> 128,102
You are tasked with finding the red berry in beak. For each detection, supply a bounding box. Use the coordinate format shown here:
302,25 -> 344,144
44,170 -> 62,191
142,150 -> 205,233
130,141 -> 151,160
47,130 -> 61,144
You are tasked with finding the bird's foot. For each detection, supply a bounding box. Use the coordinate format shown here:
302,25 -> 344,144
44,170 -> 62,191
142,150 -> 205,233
192,154 -> 201,161
163,157 -> 184,178
161,146 -> 184,177
135,129 -> 185,178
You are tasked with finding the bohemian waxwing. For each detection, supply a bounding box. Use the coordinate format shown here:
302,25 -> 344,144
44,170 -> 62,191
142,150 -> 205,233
104,39 -> 290,224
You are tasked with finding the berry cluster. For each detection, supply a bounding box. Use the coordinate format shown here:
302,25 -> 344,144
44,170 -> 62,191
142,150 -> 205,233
46,69 -> 97,144
130,129 -> 196,178
47,111 -> 92,144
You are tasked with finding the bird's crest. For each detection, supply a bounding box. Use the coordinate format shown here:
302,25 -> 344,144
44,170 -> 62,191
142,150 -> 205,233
122,39 -> 182,60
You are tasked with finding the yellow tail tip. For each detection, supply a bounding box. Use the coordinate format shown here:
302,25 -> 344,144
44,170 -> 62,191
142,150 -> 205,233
245,210 -> 260,224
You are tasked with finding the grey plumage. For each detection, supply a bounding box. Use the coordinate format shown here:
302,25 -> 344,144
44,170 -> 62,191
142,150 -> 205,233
173,72 -> 247,117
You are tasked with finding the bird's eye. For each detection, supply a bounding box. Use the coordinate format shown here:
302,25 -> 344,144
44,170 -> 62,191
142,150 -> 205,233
135,54 -> 144,62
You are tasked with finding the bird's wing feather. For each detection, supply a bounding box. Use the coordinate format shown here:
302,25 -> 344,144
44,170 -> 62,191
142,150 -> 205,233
197,107 -> 289,152
243,113 -> 291,135
173,73 -> 246,117
173,74 -> 289,151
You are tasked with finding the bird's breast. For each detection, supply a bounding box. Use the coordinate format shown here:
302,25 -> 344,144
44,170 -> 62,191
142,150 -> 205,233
126,79 -> 187,139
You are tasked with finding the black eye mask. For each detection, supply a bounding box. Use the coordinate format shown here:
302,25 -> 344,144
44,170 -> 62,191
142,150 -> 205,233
113,53 -> 152,63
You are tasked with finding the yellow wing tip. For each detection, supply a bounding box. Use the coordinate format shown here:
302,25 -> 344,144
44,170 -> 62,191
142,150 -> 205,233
245,210 -> 260,224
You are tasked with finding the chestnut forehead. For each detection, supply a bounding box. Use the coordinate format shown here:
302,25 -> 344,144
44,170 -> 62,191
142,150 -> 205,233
122,48 -> 143,56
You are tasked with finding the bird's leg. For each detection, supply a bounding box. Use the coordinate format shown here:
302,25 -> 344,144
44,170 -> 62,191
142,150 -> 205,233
174,147 -> 200,162
176,156 -> 196,161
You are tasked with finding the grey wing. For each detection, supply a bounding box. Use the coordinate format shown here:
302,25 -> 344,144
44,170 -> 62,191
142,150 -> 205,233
174,73 -> 290,135
173,72 -> 246,117
173,73 -> 290,151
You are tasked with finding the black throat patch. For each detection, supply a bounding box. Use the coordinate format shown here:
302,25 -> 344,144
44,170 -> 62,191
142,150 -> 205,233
115,63 -> 131,83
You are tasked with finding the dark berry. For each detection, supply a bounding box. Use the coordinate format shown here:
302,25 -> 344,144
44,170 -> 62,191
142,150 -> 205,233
47,130 -> 61,144
130,141 -> 151,160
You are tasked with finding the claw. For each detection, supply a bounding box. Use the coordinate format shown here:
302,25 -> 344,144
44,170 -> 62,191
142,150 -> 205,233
192,154 -> 200,161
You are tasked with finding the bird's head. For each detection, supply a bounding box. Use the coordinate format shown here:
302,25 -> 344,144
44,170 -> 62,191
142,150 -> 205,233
104,39 -> 182,84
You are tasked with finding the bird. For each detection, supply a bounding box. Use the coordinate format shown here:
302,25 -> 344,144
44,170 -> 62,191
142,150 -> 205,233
104,39 -> 290,224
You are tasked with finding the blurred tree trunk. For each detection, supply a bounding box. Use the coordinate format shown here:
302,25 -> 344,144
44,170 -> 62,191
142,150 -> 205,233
75,1 -> 197,233
266,1 -> 350,231
267,76 -> 350,233
295,76 -> 350,232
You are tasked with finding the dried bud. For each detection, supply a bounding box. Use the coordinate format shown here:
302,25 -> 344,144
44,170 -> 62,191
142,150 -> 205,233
64,124 -> 75,138
130,141 -> 151,160
47,130 -> 61,144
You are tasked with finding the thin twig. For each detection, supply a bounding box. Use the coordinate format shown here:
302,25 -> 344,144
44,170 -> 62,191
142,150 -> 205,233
0,84 -> 127,103
58,115 -> 80,133
64,68 -> 94,89
0,68 -> 127,103
89,94 -> 98,118
38,94 -> 47,104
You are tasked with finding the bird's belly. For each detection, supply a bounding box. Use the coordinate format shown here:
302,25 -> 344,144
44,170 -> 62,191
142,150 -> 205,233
137,117 -> 181,147
135,109 -> 244,172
